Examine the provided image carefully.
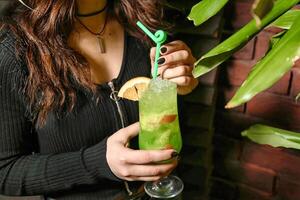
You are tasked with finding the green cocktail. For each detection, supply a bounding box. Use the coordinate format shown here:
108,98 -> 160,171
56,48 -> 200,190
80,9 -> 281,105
139,78 -> 183,199
139,78 -> 182,152
136,20 -> 183,199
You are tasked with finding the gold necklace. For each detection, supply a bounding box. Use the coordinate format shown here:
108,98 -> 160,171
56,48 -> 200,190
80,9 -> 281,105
76,13 -> 109,54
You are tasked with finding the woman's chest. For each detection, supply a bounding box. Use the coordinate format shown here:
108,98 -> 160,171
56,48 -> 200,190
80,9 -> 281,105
36,89 -> 139,154
35,35 -> 151,154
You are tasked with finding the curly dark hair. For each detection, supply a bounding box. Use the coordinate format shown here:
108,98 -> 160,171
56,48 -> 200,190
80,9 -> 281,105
1,0 -> 167,126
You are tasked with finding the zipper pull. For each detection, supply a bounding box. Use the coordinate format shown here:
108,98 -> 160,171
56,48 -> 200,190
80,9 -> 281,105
108,81 -> 120,102
108,81 -> 125,128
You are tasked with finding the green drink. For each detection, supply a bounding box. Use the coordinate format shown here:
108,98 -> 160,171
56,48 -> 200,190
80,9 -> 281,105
136,20 -> 183,199
139,78 -> 182,153
139,78 -> 183,199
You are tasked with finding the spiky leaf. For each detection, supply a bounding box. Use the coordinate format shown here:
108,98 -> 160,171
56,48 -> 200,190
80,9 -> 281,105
270,9 -> 300,29
242,124 -> 300,149
252,0 -> 275,27
192,0 -> 300,78
226,13 -> 300,108
188,0 -> 229,26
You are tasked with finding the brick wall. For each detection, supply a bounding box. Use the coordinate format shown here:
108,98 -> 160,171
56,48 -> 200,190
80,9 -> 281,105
212,1 -> 300,200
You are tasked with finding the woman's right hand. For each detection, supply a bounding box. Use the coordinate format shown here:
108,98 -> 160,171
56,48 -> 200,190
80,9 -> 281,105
106,122 -> 178,182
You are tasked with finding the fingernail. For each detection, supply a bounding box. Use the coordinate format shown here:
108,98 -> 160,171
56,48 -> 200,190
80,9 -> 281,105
160,46 -> 168,54
171,151 -> 179,158
157,57 -> 165,65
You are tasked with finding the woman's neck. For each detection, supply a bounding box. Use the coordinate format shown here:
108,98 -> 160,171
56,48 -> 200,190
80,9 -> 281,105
76,0 -> 108,17
75,0 -> 109,31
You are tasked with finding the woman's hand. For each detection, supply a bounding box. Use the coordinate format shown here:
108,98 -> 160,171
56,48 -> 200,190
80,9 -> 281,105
150,40 -> 199,95
106,122 -> 178,182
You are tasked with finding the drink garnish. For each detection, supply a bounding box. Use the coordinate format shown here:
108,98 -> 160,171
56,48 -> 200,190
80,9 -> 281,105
159,114 -> 177,125
118,77 -> 150,101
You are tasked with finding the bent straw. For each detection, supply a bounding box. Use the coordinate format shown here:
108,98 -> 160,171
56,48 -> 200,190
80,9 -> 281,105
137,21 -> 167,79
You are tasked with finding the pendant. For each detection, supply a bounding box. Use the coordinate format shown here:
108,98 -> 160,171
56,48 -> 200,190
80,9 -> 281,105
97,36 -> 106,53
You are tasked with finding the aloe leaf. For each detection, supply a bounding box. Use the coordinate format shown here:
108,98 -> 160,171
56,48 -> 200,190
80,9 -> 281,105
188,0 -> 229,26
252,0 -> 274,27
263,10 -> 298,49
269,30 -> 286,49
242,124 -> 300,149
226,13 -> 300,108
259,9 -> 298,49
270,10 -> 300,29
192,0 -> 300,78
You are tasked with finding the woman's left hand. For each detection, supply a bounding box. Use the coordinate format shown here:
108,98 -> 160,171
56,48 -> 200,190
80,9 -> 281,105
150,40 -> 199,95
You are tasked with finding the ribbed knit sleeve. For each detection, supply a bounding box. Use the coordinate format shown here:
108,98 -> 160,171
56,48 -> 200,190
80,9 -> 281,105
0,39 -> 119,196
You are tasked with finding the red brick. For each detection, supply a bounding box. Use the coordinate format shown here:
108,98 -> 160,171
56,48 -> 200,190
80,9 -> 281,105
233,38 -> 256,60
247,92 -> 300,131
231,2 -> 253,29
238,183 -> 273,200
198,68 -> 218,86
254,31 -> 274,61
213,135 -> 242,161
291,68 -> 300,99
215,111 -> 274,138
225,60 -> 291,95
293,5 -> 300,10
294,59 -> 300,69
225,60 -> 255,87
210,178 -> 237,200
210,178 -> 274,200
241,142 -> 300,179
265,26 -> 284,34
267,71 -> 291,95
214,160 -> 276,193
218,86 -> 246,113
277,174 -> 300,200
281,147 -> 300,158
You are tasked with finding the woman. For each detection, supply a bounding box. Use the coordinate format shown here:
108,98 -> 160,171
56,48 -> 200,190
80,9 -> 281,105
0,0 -> 198,199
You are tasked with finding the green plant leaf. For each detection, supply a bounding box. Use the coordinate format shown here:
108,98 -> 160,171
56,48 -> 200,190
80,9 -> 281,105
226,13 -> 300,108
252,0 -> 274,27
270,9 -> 300,29
242,124 -> 300,149
269,30 -> 286,49
188,0 -> 229,26
192,0 -> 300,78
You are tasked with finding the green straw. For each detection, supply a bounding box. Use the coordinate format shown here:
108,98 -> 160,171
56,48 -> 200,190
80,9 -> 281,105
137,21 -> 167,79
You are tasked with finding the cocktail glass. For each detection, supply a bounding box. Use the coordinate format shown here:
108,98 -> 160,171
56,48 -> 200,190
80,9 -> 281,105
139,78 -> 183,199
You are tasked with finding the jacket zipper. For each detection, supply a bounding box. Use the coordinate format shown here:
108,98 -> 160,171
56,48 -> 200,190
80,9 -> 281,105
108,81 -> 133,196
108,81 -> 125,129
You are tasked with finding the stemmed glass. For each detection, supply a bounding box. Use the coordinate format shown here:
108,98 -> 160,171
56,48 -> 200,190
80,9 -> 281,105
136,21 -> 184,199
139,78 -> 184,199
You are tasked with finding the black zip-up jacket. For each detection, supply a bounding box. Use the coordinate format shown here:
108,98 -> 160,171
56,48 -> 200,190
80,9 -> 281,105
0,29 -> 151,199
